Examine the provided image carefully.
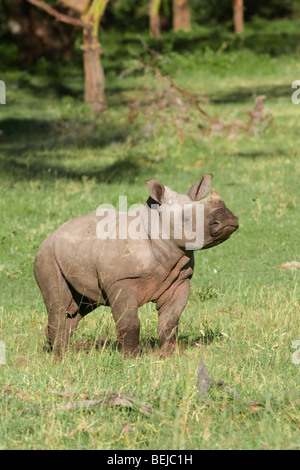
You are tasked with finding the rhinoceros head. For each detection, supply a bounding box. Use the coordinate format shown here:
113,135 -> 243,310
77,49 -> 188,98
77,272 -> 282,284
146,174 -> 238,251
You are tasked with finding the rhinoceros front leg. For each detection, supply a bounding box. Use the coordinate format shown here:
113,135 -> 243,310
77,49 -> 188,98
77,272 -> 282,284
108,282 -> 140,356
157,279 -> 190,355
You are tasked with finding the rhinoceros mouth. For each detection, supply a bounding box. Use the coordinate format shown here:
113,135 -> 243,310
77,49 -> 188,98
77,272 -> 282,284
203,226 -> 237,249
202,237 -> 228,249
211,222 -> 239,238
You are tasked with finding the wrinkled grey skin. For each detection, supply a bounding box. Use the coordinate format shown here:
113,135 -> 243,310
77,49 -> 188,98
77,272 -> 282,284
34,174 -> 238,356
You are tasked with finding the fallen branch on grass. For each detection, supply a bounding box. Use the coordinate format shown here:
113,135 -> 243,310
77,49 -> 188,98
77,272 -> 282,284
125,59 -> 273,143
197,359 -> 264,408
276,261 -> 300,270
54,390 -> 157,416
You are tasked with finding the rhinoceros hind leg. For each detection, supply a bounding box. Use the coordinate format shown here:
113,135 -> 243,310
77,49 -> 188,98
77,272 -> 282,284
34,251 -> 82,354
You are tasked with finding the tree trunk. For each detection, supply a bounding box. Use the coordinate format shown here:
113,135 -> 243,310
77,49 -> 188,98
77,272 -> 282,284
233,0 -> 244,33
3,0 -> 81,62
82,26 -> 106,111
23,0 -> 108,112
149,0 -> 161,37
81,0 -> 108,111
172,0 -> 190,32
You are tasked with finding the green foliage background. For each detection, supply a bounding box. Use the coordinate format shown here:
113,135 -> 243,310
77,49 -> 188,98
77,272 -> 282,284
0,0 -> 300,452
0,0 -> 300,36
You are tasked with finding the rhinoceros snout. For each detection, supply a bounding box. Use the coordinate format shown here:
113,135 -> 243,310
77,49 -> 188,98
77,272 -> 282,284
210,213 -> 239,238
225,217 -> 239,234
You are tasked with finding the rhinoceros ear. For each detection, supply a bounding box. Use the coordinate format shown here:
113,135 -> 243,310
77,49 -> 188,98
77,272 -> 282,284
146,179 -> 165,204
186,174 -> 213,201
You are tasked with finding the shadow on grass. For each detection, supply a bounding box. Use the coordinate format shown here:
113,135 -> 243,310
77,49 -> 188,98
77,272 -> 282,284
235,151 -> 266,158
1,155 -> 141,184
0,117 -> 142,183
207,83 -> 291,104
71,326 -> 221,357
0,117 -> 129,146
14,75 -> 135,101
18,79 -> 82,99
141,333 -> 220,353
72,336 -> 119,354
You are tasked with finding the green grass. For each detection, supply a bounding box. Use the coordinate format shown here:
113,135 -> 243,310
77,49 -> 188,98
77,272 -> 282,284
0,22 -> 300,449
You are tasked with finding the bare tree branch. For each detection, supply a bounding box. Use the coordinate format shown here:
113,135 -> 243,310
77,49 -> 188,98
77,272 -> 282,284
26,0 -> 90,29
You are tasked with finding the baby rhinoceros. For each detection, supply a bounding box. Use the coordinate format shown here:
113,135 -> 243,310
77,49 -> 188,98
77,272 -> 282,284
34,174 -> 238,356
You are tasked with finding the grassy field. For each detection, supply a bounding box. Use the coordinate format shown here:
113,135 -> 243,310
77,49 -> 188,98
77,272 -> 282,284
0,21 -> 300,450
